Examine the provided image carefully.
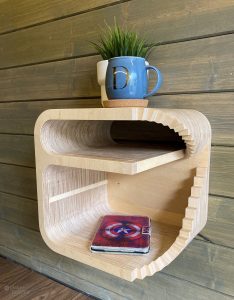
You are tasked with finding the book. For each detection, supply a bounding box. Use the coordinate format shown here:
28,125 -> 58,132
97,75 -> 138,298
90,215 -> 151,254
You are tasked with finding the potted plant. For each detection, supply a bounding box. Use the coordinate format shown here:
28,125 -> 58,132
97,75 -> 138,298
92,21 -> 162,106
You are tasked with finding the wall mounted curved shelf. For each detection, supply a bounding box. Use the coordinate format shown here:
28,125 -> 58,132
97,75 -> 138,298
34,108 -> 211,281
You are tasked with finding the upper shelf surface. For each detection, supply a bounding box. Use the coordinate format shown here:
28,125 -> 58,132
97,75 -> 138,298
53,144 -> 185,175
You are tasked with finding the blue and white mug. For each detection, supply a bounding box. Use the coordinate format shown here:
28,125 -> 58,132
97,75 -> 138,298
105,56 -> 162,99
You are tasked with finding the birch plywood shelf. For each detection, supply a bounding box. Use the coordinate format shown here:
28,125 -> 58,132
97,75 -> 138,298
34,108 -> 211,281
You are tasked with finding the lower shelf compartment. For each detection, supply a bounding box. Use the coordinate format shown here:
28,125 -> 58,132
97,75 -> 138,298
40,162 -> 208,281
46,210 -> 180,281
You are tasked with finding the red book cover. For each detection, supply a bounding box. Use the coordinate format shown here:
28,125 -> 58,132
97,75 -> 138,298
91,215 -> 151,254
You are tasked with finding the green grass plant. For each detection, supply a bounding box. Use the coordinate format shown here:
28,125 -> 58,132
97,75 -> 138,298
92,21 -> 152,59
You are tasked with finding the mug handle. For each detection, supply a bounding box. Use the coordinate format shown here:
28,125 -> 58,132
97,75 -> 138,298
144,66 -> 163,98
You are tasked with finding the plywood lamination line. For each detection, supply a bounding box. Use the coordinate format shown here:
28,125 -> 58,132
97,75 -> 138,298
34,108 -> 211,281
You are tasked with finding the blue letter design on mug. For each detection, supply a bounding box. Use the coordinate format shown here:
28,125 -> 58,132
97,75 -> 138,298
106,56 -> 162,99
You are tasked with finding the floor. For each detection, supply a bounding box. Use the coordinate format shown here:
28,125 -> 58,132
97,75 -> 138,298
0,256 -> 95,300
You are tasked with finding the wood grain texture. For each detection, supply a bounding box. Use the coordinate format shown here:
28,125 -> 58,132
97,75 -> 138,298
210,146 -> 234,198
0,134 -> 35,167
0,55 -> 100,101
162,239 -> 234,296
0,257 -> 93,299
102,99 -> 148,108
0,220 -> 233,299
1,34 -> 233,102
150,34 -> 234,93
0,0 -> 120,34
201,195 -> 234,248
0,99 -> 101,135
0,164 -> 36,200
1,0 -> 234,67
0,192 -> 39,231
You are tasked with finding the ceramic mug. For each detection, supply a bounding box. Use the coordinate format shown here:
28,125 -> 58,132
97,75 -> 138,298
105,56 -> 162,99
97,60 -> 109,102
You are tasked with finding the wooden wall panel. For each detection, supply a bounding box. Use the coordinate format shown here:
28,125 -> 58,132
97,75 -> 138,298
0,99 -> 100,134
163,239 -> 234,296
1,0 -> 234,67
0,192 -> 38,231
0,134 -> 35,167
1,34 -> 234,101
150,34 -> 234,93
210,146 -> 234,198
0,56 -> 100,101
0,0 -> 233,297
0,164 -> 36,199
0,220 -> 233,299
201,196 -> 234,248
0,0 -> 120,34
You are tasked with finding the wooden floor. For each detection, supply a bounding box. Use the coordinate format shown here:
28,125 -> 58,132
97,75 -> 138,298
0,257 -> 95,300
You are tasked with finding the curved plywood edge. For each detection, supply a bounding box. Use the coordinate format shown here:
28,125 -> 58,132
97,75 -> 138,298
34,108 -> 211,174
136,108 -> 211,157
133,166 -> 208,281
35,108 -> 211,153
34,108 -> 211,281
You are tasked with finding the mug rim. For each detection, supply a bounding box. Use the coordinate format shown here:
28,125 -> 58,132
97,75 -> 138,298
108,56 -> 145,61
